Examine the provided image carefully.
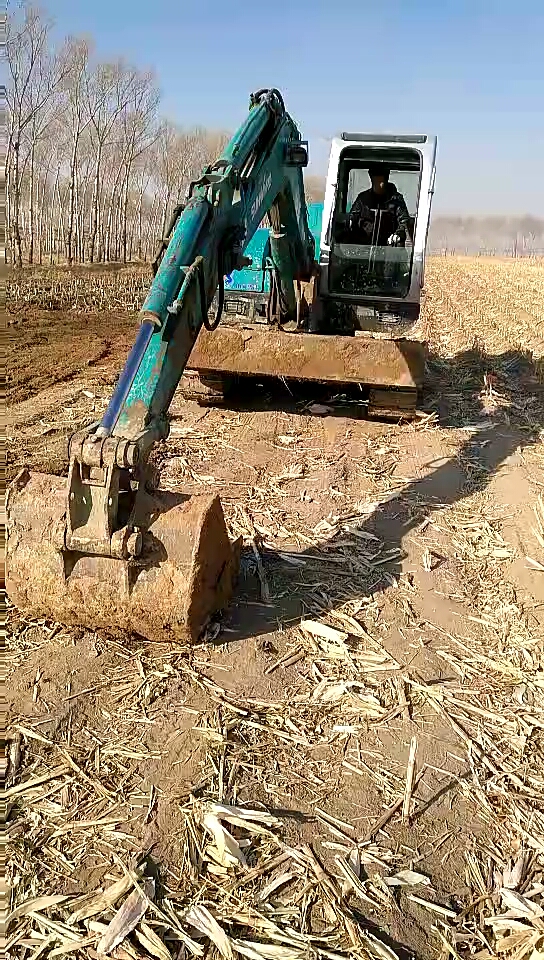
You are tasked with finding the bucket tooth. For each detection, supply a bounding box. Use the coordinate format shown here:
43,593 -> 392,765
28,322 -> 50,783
7,470 -> 240,643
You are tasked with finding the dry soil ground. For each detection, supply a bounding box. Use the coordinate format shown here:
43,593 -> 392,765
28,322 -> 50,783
6,258 -> 544,960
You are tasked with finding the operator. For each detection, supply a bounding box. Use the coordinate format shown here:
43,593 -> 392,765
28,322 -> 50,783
349,163 -> 412,246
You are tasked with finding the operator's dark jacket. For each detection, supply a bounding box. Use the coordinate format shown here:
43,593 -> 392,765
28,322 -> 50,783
350,183 -> 412,245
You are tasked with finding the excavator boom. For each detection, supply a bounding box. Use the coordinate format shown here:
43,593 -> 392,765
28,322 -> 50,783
7,89 -> 316,643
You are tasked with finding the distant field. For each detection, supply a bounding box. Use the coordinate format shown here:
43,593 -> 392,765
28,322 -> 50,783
423,255 -> 544,357
7,257 -> 544,350
7,255 -> 543,421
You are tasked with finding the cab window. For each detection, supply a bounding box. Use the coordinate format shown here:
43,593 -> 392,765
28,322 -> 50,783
329,149 -> 422,299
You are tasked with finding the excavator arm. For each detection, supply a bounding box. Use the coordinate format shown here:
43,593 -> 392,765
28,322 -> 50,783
103,87 -> 314,444
7,89 -> 315,642
62,89 -> 315,562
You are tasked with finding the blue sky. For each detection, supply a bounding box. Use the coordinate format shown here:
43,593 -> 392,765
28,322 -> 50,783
45,0 -> 543,215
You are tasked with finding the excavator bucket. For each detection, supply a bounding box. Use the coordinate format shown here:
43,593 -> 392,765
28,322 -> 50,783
7,469 -> 240,643
182,326 -> 426,417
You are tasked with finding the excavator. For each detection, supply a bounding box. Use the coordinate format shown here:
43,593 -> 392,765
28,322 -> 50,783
7,89 -> 436,644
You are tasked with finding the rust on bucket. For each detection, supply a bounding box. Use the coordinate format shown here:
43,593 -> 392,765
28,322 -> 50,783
7,470 -> 240,643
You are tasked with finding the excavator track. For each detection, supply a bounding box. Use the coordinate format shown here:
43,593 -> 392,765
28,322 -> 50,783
367,387 -> 419,420
179,370 -> 232,406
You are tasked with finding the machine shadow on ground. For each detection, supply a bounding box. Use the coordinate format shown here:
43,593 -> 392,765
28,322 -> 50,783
218,346 -> 543,643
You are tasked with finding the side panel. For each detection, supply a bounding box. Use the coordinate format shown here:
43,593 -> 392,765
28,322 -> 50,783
224,203 -> 323,297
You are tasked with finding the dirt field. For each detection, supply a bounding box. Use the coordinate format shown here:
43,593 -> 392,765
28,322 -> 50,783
6,258 -> 544,960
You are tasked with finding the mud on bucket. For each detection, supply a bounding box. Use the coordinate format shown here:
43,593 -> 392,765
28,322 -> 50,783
7,470 -> 241,643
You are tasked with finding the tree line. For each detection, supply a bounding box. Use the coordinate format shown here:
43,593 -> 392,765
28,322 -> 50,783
428,216 -> 544,257
6,4 -> 329,269
6,3 -> 233,267
7,4 -> 540,268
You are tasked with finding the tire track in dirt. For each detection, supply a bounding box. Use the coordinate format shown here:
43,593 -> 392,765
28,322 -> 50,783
7,305 -> 135,405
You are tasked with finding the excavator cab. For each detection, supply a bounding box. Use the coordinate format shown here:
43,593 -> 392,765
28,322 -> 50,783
319,134 -> 436,326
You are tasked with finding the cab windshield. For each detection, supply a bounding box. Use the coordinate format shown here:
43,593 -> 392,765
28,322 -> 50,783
329,149 -> 422,299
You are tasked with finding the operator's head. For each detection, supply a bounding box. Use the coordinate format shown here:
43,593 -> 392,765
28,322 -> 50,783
368,163 -> 390,195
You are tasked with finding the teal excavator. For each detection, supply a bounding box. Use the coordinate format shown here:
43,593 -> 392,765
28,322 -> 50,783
7,90 -> 435,643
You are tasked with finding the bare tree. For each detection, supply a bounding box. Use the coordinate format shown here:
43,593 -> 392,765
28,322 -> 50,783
130,150 -> 155,261
5,2 -> 230,266
85,61 -> 136,262
6,3 -> 70,264
155,120 -> 180,241
117,70 -> 159,263
61,38 -> 94,264
429,216 -> 544,256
